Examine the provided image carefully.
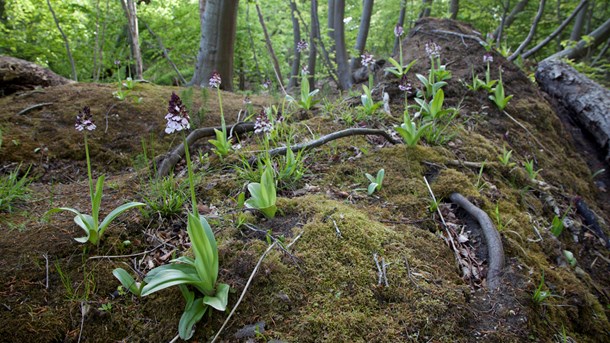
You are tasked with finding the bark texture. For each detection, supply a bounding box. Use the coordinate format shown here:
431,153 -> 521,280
334,0 -> 352,90
545,17 -> 610,61
120,0 -> 143,80
536,59 -> 610,162
0,56 -> 74,96
189,0 -> 239,90
288,0 -> 301,90
350,0 -> 374,71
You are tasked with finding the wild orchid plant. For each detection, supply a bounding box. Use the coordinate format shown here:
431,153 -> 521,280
46,107 -> 145,245
489,68 -> 513,111
245,165 -> 277,219
468,53 -> 498,92
385,24 -> 418,79
416,42 -> 449,99
395,111 -> 431,147
114,93 -> 229,340
365,169 -> 385,195
286,66 -> 319,110
207,72 -> 231,159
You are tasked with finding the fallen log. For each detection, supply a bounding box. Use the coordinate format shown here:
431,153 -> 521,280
0,55 -> 74,96
535,59 -> 610,162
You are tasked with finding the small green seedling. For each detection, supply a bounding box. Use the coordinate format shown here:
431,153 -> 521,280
523,159 -> 541,180
498,146 -> 516,167
365,169 -> 385,195
245,167 -> 277,219
385,58 -> 417,78
360,85 -> 383,116
563,250 -> 577,267
532,272 -> 552,305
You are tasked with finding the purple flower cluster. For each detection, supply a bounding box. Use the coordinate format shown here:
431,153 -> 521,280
164,92 -> 190,134
425,41 -> 441,58
394,24 -> 404,37
75,106 -> 96,132
262,79 -> 272,89
209,71 -> 222,88
297,40 -> 308,52
301,65 -> 309,75
254,114 -> 273,134
399,75 -> 412,92
483,52 -> 493,63
361,53 -> 376,67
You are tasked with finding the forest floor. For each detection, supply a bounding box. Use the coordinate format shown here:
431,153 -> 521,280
1,19 -> 609,342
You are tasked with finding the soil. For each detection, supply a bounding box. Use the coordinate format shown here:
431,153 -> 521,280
1,18 -> 609,343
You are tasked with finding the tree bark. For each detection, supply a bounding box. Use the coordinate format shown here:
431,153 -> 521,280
288,0 -> 301,90
334,0 -> 352,90
255,2 -> 284,89
350,0 -> 374,71
536,59 -> 610,162
522,0 -> 588,59
545,17 -> 610,61
496,0 -> 511,48
0,56 -> 74,95
419,0 -> 432,18
570,0 -> 589,42
46,0 -> 78,81
392,1 -> 407,55
508,0 -> 545,61
189,0 -> 239,91
493,0 -> 529,39
449,0 -> 459,19
308,0 -> 319,90
120,0 -> 143,80
327,0 -> 335,53
92,0 -> 100,81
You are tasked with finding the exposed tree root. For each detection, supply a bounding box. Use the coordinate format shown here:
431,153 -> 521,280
16,102 -> 53,116
449,193 -> 505,290
156,122 -> 255,177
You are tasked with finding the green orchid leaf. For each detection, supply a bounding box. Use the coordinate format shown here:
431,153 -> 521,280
98,202 -> 145,238
141,264 -> 203,296
178,285 -> 208,340
367,183 -> 378,195
112,268 -> 142,296
203,283 -> 230,311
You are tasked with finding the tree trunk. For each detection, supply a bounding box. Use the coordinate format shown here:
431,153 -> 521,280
288,0 -> 301,90
522,0 -> 588,59
120,0 -> 143,80
570,0 -> 589,42
308,0 -> 319,90
350,0 -> 374,71
545,17 -> 610,61
0,56 -> 74,95
95,0 -> 110,81
449,0 -> 459,19
92,0 -> 100,81
245,4 -> 262,82
493,0 -> 529,39
189,0 -> 239,91
536,59 -> 610,162
496,0 -> 511,48
392,1 -> 407,55
508,0 -> 545,61
419,0 -> 432,18
327,0 -> 335,53
255,2 -> 284,90
334,0 -> 352,90
46,0 -> 77,81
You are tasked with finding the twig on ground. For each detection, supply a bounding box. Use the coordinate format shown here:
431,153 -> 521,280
286,231 -> 303,249
431,29 -> 486,45
17,102 -> 53,116
211,241 -> 278,343
403,256 -> 422,291
104,103 -> 118,133
449,193 -> 505,290
157,122 -> 256,177
77,302 -> 89,343
332,219 -> 342,238
87,243 -> 165,260
503,110 -> 546,151
43,253 -> 49,289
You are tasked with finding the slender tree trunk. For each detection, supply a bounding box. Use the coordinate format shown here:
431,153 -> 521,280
546,17 -> 610,61
496,0 -> 510,48
393,1 -> 407,55
556,0 -> 563,51
334,0 -> 352,90
449,0 -> 459,19
419,0 -> 432,18
95,0 -> 110,81
493,0 -> 528,39
189,0 -> 239,91
288,0 -> 301,89
312,0 -> 340,88
508,0 -> 545,61
120,0 -> 143,80
245,4 -> 262,82
522,0 -> 588,59
92,0 -> 100,81
143,20 -> 186,85
308,0 -> 319,90
328,0 -> 335,53
255,2 -> 284,89
46,0 -> 77,81
569,0 -> 588,42
350,0 -> 374,71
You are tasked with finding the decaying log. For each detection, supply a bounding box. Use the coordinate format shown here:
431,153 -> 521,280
536,59 -> 610,162
0,56 -> 74,96
449,193 -> 505,290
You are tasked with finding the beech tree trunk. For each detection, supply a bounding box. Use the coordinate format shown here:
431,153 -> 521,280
449,0 -> 459,19
327,0 -> 335,53
189,0 -> 239,90
46,0 -> 77,81
536,59 -> 610,162
546,17 -> 610,61
288,0 -> 301,90
120,0 -> 143,80
350,0 -> 374,71
334,0 -> 352,90
308,0 -> 319,90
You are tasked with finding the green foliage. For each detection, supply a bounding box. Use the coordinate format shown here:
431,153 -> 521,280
532,272 -> 552,305
140,175 -> 188,219
286,70 -> 319,110
395,112 -> 431,147
498,146 -> 516,167
0,164 -> 32,212
416,73 -> 447,100
245,166 -> 277,219
489,71 -> 513,111
385,58 -> 417,78
365,169 -> 385,195
359,85 -> 383,116
523,159 -> 541,180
